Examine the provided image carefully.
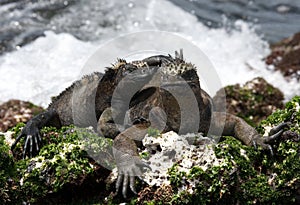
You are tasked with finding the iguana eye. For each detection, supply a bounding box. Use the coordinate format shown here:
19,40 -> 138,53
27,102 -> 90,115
123,69 -> 131,75
124,64 -> 138,73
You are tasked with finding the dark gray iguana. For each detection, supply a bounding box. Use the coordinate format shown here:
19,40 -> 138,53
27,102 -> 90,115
11,50 -> 286,198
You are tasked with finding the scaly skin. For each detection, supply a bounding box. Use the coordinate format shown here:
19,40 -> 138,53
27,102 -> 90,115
11,62 -> 157,156
11,50 -> 286,198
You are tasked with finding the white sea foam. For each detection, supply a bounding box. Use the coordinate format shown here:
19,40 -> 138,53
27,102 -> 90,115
0,0 -> 298,107
0,32 -> 97,107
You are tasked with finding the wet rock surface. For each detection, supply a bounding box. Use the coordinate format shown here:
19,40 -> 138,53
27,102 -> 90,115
0,96 -> 299,204
213,77 -> 284,126
0,99 -> 44,132
137,184 -> 174,205
141,132 -> 219,187
265,32 -> 300,80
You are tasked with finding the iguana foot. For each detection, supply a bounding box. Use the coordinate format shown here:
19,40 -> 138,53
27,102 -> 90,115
114,152 -> 151,198
11,120 -> 42,158
11,109 -> 59,158
252,122 -> 289,155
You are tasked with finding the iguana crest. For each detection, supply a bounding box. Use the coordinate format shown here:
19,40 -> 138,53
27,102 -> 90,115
161,62 -> 196,76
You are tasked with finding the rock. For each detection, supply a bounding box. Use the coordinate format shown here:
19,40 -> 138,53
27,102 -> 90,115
259,96 -> 300,135
135,96 -> 300,204
0,135 -> 16,205
0,100 -> 44,132
137,185 -> 174,205
141,131 -> 218,187
2,97 -> 300,204
258,96 -> 300,204
265,32 -> 300,80
1,125 -> 113,204
213,77 -> 284,126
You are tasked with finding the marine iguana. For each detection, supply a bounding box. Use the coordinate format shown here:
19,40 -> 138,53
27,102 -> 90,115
11,50 -> 286,198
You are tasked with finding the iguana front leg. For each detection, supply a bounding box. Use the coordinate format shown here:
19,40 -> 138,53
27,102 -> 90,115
211,112 -> 286,154
11,109 -> 60,158
113,123 -> 151,198
98,108 -> 151,197
98,107 -> 124,139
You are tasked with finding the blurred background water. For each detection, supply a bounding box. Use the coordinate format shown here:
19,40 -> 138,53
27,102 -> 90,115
0,0 -> 299,106
170,0 -> 300,43
1,0 -> 300,55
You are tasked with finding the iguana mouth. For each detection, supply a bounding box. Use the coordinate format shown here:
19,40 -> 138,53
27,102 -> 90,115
125,66 -> 158,81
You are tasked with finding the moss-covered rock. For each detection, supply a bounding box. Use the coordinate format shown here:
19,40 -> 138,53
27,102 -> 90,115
1,96 -> 300,204
0,134 -> 19,204
213,77 -> 284,126
259,96 -> 300,134
2,125 -> 114,204
136,133 -> 299,204
134,96 -> 300,205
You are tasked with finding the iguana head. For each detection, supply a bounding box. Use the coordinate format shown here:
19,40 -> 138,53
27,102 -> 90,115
103,58 -> 157,85
104,50 -> 198,89
132,50 -> 201,100
139,50 -> 200,91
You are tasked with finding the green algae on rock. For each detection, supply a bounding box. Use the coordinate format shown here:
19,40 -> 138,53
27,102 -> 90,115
136,96 -> 300,204
137,134 -> 299,204
213,77 -> 284,126
0,134 -> 18,205
259,96 -> 300,134
2,124 -> 114,204
1,96 -> 300,204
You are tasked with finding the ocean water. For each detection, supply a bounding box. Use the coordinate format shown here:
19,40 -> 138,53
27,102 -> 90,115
0,0 -> 299,107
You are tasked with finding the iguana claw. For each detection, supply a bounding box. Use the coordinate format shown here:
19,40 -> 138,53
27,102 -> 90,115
11,121 -> 42,158
115,154 -> 151,198
252,122 -> 289,155
11,109 -> 58,158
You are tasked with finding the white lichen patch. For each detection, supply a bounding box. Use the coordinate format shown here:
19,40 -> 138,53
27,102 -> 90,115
2,131 -> 15,146
295,102 -> 300,112
263,125 -> 273,136
244,78 -> 260,90
107,167 -> 119,185
240,148 -> 249,161
142,131 -> 222,187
